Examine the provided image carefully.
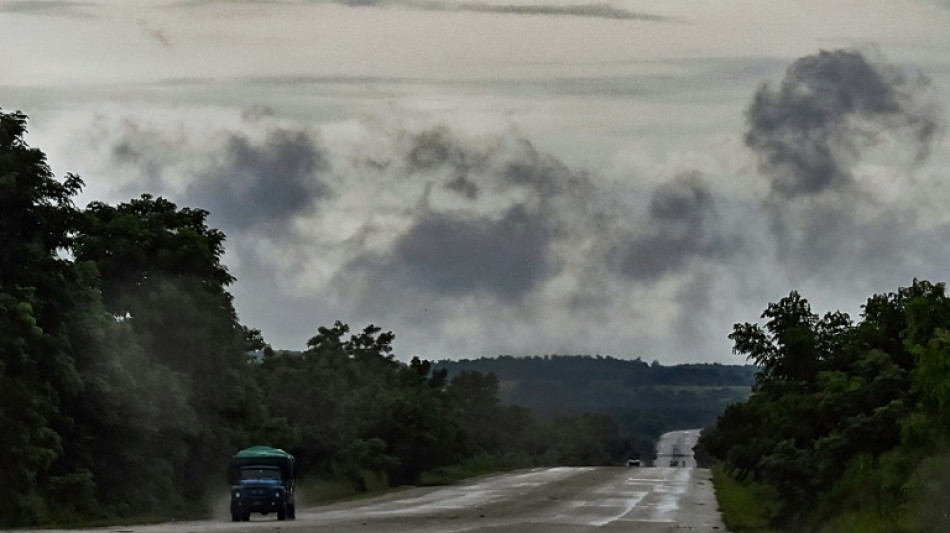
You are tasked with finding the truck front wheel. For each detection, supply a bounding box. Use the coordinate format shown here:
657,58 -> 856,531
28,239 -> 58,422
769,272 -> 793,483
287,504 -> 296,520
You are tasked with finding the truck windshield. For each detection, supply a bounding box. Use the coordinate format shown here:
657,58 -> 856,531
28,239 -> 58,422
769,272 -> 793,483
240,468 -> 282,481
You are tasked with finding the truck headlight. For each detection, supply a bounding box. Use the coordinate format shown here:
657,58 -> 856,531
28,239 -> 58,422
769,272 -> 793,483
275,491 -> 282,498
233,492 -> 241,498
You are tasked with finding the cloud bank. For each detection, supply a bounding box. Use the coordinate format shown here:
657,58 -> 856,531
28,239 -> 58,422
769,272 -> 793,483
69,47 -> 947,362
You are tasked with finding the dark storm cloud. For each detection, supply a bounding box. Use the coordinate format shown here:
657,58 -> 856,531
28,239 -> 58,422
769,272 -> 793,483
746,49 -> 940,199
340,126 -> 600,310
187,129 -> 331,233
173,0 -> 670,20
172,0 -> 292,6
404,127 -> 487,199
366,125 -> 742,309
745,49 -> 945,279
328,0 -> 668,20
422,1 -> 668,21
611,172 -> 737,281
502,138 -> 592,201
400,126 -> 594,205
104,118 -> 331,235
390,206 -> 554,301
108,119 -> 186,194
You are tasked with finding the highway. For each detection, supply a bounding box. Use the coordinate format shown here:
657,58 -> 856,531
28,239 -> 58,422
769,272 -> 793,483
654,428 -> 702,468
32,430 -> 726,533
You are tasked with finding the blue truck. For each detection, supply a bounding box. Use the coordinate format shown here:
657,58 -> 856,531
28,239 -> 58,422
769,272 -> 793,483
228,445 -> 296,522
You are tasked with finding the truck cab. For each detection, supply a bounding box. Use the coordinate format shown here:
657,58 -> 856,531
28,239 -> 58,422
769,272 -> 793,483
228,446 -> 296,522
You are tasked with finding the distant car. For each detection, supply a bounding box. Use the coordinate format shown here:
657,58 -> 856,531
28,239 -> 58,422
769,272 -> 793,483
626,459 -> 641,467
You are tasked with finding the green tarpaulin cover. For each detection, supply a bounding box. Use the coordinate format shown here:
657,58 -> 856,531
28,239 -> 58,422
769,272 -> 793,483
228,445 -> 295,484
234,445 -> 293,462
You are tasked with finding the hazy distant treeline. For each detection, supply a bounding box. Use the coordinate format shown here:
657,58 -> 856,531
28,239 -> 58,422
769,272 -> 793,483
699,282 -> 950,532
437,355 -> 754,454
2,108 -> 743,527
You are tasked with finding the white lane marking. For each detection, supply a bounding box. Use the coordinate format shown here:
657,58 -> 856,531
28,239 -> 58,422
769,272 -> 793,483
550,470 -> 679,527
588,491 -> 649,527
319,467 -> 590,519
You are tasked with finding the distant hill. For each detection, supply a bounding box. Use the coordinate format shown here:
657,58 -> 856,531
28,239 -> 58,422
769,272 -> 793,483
435,355 -> 756,459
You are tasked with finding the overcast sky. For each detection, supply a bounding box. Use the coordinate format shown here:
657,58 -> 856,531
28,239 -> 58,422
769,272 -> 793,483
3,0 -> 950,363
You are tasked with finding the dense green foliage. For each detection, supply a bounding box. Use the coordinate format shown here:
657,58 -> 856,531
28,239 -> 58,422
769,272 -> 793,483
1,109 -> 269,524
437,356 -> 755,461
700,282 -> 950,532
256,332 -> 647,490
3,108 -> 741,527
1,109 -> 86,524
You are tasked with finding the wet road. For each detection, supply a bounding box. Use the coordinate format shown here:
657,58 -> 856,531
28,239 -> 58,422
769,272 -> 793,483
32,430 -> 726,533
655,429 -> 702,468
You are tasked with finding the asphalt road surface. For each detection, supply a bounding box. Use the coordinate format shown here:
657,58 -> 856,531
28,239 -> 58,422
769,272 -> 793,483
655,429 -> 702,468
32,430 -> 726,533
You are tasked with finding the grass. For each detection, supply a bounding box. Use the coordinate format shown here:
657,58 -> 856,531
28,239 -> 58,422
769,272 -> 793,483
295,471 -> 391,506
709,465 -> 908,533
709,465 -> 781,533
812,510 -> 902,533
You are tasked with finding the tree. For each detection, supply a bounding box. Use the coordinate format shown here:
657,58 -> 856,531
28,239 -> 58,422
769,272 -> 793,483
447,371 -> 505,455
74,194 -> 265,503
0,108 -> 84,524
702,281 -> 950,528
731,291 -> 826,390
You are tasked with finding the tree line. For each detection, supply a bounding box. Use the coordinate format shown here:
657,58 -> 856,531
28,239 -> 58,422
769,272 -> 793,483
437,355 -> 754,460
0,108 -> 644,527
699,282 -> 950,532
437,355 -> 755,387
